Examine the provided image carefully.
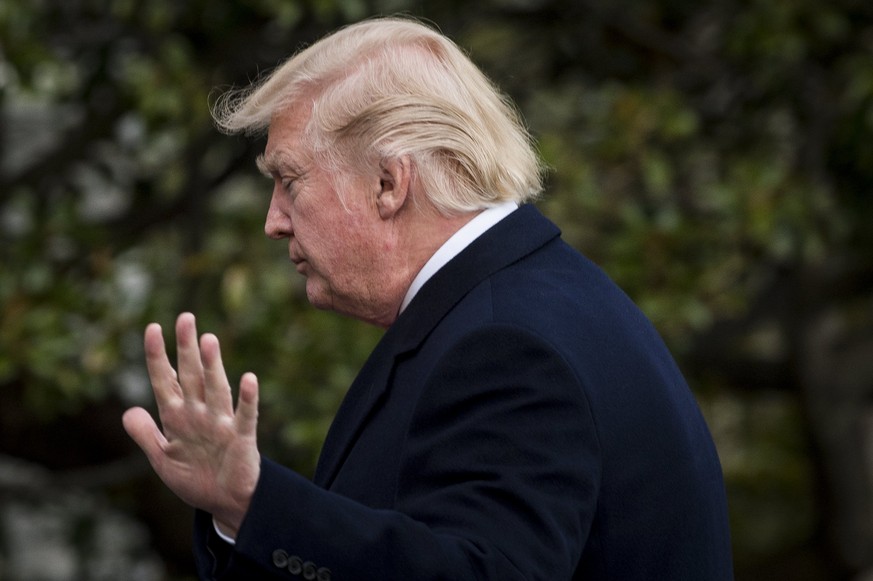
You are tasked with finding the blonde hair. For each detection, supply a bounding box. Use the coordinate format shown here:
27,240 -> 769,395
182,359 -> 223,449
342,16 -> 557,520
212,17 -> 544,214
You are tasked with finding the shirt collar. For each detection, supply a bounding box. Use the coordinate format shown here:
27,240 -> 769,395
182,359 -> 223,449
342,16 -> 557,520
399,201 -> 518,314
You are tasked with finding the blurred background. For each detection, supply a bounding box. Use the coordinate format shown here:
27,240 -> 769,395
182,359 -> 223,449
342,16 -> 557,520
2,0 -> 872,579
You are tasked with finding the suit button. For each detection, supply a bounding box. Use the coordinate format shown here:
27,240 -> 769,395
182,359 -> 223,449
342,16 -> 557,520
288,555 -> 303,575
272,549 -> 289,568
302,561 -> 317,580
317,567 -> 332,581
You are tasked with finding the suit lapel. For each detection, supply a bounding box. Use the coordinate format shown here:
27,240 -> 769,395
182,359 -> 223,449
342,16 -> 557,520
312,331 -> 399,487
312,205 -> 561,489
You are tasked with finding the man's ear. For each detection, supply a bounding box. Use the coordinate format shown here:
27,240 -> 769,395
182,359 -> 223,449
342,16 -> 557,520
376,156 -> 411,220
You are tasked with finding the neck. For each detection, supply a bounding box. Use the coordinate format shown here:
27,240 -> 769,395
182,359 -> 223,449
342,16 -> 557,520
373,205 -> 479,328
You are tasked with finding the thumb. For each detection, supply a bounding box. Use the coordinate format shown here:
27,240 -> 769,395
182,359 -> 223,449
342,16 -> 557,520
123,407 -> 167,464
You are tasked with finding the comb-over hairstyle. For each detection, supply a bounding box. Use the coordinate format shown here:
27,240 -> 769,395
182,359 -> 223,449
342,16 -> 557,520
212,17 -> 544,214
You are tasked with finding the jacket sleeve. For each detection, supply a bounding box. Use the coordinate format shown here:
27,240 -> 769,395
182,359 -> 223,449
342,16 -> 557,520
193,325 -> 601,581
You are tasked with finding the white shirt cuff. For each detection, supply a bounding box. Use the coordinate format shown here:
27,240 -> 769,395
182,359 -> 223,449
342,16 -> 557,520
212,517 -> 237,545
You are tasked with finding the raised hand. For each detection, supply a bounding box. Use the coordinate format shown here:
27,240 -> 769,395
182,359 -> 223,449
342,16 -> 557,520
123,312 -> 261,538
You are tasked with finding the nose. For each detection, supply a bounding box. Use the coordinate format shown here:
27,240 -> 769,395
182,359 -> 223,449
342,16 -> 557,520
264,187 -> 292,240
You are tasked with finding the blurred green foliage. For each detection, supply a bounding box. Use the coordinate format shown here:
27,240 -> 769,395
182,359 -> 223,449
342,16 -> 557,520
2,0 -> 873,579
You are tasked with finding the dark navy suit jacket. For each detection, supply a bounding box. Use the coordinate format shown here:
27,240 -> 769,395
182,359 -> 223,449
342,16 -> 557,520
194,204 -> 734,580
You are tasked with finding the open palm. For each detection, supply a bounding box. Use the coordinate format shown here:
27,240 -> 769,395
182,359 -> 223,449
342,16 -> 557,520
123,313 -> 261,538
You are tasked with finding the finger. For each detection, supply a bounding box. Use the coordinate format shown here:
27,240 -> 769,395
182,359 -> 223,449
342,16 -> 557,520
122,407 -> 169,468
175,312 -> 206,401
144,322 -> 183,404
235,372 -> 260,438
200,332 -> 234,416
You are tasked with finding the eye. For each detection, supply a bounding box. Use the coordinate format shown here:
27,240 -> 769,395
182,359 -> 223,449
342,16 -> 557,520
278,175 -> 302,199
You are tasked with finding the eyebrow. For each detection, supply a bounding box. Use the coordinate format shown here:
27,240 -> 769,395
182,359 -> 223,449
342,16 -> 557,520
256,148 -> 302,177
255,152 -> 280,178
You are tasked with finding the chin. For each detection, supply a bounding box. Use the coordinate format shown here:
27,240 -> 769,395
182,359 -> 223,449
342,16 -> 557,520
305,291 -> 332,312
305,281 -> 348,317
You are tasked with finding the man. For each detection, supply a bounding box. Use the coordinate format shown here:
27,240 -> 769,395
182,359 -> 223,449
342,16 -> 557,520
123,16 -> 734,580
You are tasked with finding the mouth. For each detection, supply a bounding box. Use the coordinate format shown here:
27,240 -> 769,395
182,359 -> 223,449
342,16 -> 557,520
291,257 -> 307,274
289,243 -> 308,274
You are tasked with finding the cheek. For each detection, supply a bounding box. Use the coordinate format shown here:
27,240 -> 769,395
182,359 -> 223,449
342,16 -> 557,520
306,225 -> 356,276
297,195 -> 379,277
321,230 -> 376,284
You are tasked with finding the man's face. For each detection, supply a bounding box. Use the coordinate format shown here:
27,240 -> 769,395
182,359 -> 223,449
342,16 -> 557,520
260,105 -> 396,325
